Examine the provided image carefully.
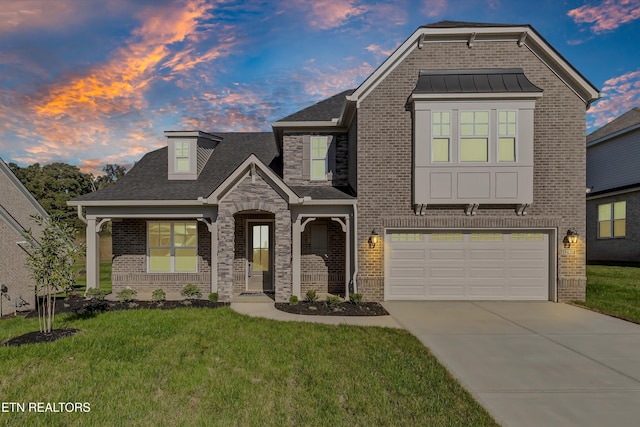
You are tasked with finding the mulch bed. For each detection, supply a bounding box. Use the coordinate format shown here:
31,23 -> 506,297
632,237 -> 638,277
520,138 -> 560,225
275,301 -> 389,316
3,328 -> 80,347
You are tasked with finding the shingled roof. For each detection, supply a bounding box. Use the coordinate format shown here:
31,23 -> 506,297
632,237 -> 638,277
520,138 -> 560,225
587,107 -> 640,144
277,89 -> 355,122
73,133 -> 279,202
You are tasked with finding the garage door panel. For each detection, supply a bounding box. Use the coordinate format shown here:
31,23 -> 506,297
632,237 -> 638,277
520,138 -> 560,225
387,231 -> 550,301
390,249 -> 425,260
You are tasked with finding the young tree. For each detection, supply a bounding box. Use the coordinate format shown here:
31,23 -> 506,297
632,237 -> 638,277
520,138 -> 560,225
23,216 -> 83,334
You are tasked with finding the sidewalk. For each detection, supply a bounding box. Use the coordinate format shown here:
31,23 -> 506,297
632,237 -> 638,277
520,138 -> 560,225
231,302 -> 402,328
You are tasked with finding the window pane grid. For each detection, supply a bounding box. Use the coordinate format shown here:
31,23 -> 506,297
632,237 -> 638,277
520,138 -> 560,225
460,111 -> 488,162
598,202 -> 626,238
148,222 -> 198,272
392,233 -> 424,241
310,136 -> 328,180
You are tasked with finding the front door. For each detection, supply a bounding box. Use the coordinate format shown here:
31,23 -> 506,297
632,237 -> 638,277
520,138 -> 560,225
247,223 -> 273,292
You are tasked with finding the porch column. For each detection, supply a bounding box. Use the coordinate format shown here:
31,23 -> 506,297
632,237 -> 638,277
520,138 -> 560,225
210,220 -> 218,293
85,218 -> 99,290
345,215 -> 350,300
292,216 -> 302,298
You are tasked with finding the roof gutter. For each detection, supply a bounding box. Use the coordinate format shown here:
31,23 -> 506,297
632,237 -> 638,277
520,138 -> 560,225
68,199 -> 209,207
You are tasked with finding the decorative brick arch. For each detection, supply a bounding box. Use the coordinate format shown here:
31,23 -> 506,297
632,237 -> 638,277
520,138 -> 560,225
232,201 -> 280,214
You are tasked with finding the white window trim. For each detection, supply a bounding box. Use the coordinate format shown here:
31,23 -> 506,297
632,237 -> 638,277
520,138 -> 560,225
431,111 -> 451,163
147,221 -> 198,273
497,110 -> 518,163
459,110 -> 490,163
310,136 -> 329,181
598,201 -> 626,239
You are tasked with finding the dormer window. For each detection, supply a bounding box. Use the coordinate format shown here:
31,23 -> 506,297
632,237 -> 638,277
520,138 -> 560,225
174,141 -> 191,172
310,136 -> 329,180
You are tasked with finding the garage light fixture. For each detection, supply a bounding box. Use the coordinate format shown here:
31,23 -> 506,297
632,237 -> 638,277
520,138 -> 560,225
368,229 -> 379,249
565,229 -> 578,247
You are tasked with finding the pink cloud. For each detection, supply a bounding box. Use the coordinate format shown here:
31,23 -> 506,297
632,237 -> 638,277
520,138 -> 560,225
587,69 -> 640,129
366,44 -> 395,58
298,62 -> 374,98
423,0 -> 448,17
300,0 -> 368,30
568,0 -> 640,33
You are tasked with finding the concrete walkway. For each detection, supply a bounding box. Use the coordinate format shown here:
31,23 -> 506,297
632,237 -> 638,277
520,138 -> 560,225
231,302 -> 401,328
383,301 -> 640,427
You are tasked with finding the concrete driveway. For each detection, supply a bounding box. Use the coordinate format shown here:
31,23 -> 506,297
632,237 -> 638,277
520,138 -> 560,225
383,301 -> 640,427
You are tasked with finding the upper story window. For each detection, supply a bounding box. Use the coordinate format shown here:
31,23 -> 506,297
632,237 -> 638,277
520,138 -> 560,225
310,136 -> 329,180
498,111 -> 517,162
174,141 -> 190,172
432,112 -> 450,162
460,111 -> 489,162
598,201 -> 626,238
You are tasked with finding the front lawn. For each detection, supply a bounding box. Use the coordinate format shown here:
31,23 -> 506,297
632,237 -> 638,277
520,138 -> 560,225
71,260 -> 112,293
0,308 -> 497,426
576,265 -> 640,323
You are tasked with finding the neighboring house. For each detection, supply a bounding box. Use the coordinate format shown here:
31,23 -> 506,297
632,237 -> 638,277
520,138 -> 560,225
0,158 -> 48,316
69,21 -> 599,302
586,107 -> 640,262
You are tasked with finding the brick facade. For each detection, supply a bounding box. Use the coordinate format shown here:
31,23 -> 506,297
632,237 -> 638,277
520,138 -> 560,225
356,40 -> 587,302
300,218 -> 346,296
587,191 -> 640,262
283,132 -> 349,186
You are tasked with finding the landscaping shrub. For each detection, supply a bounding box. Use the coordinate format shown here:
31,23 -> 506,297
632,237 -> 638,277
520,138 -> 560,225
349,293 -> 363,304
86,288 -> 110,301
208,292 -> 219,302
289,295 -> 298,305
152,289 -> 166,302
181,284 -> 202,300
326,294 -> 341,308
305,289 -> 318,303
116,288 -> 137,303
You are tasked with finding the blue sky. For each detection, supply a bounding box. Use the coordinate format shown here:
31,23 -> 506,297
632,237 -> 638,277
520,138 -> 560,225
0,0 -> 638,173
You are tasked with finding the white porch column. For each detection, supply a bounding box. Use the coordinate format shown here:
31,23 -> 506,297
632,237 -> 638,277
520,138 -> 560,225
85,218 -> 99,290
292,216 -> 302,298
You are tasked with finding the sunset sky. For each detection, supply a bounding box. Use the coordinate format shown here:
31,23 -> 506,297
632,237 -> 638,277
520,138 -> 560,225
1,0 -> 639,174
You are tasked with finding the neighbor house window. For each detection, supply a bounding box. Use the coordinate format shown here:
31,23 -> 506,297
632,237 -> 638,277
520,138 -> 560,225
174,141 -> 190,172
498,111 -> 516,162
598,201 -> 626,238
460,111 -> 489,162
432,111 -> 450,162
310,136 -> 328,180
148,222 -> 198,272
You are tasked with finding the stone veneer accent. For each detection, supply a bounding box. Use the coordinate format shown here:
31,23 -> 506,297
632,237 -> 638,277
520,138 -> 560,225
112,219 -> 211,296
355,40 -> 587,302
217,171 -> 292,302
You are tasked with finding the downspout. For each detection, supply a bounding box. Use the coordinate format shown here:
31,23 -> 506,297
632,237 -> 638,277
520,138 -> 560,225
77,205 -> 87,225
351,203 -> 358,294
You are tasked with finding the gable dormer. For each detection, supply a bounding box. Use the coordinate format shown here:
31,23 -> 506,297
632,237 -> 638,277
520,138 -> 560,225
164,131 -> 221,180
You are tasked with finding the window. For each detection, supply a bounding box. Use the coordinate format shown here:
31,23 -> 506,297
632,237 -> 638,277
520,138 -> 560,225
598,201 -> 626,238
460,111 -> 489,162
174,141 -> 190,172
392,233 -> 424,241
498,111 -> 516,162
148,222 -> 198,272
430,233 -> 462,241
432,112 -> 450,162
310,136 -> 328,180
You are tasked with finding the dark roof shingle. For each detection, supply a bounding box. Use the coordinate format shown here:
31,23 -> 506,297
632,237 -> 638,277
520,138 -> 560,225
276,89 -> 355,122
587,107 -> 640,143
73,132 -> 279,202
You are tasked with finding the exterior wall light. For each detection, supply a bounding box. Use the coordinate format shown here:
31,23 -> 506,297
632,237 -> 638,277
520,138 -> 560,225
565,229 -> 578,247
369,229 -> 379,249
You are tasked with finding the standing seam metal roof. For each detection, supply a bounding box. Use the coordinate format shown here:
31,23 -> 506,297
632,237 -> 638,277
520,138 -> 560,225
413,69 -> 543,94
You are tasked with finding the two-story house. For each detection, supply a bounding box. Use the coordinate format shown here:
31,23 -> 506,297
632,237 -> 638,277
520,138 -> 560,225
69,21 -> 599,302
586,107 -> 640,262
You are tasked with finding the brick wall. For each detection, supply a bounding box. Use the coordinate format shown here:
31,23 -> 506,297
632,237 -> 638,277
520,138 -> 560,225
283,132 -> 349,186
111,219 -> 211,296
300,219 -> 346,295
356,40 -> 587,301
587,191 -> 640,262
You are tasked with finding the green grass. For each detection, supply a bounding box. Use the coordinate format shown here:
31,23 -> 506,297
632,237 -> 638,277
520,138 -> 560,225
71,260 -> 112,293
0,308 -> 497,427
576,265 -> 640,323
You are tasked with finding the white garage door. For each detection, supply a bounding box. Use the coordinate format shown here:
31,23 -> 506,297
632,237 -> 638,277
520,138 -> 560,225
385,231 -> 550,300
